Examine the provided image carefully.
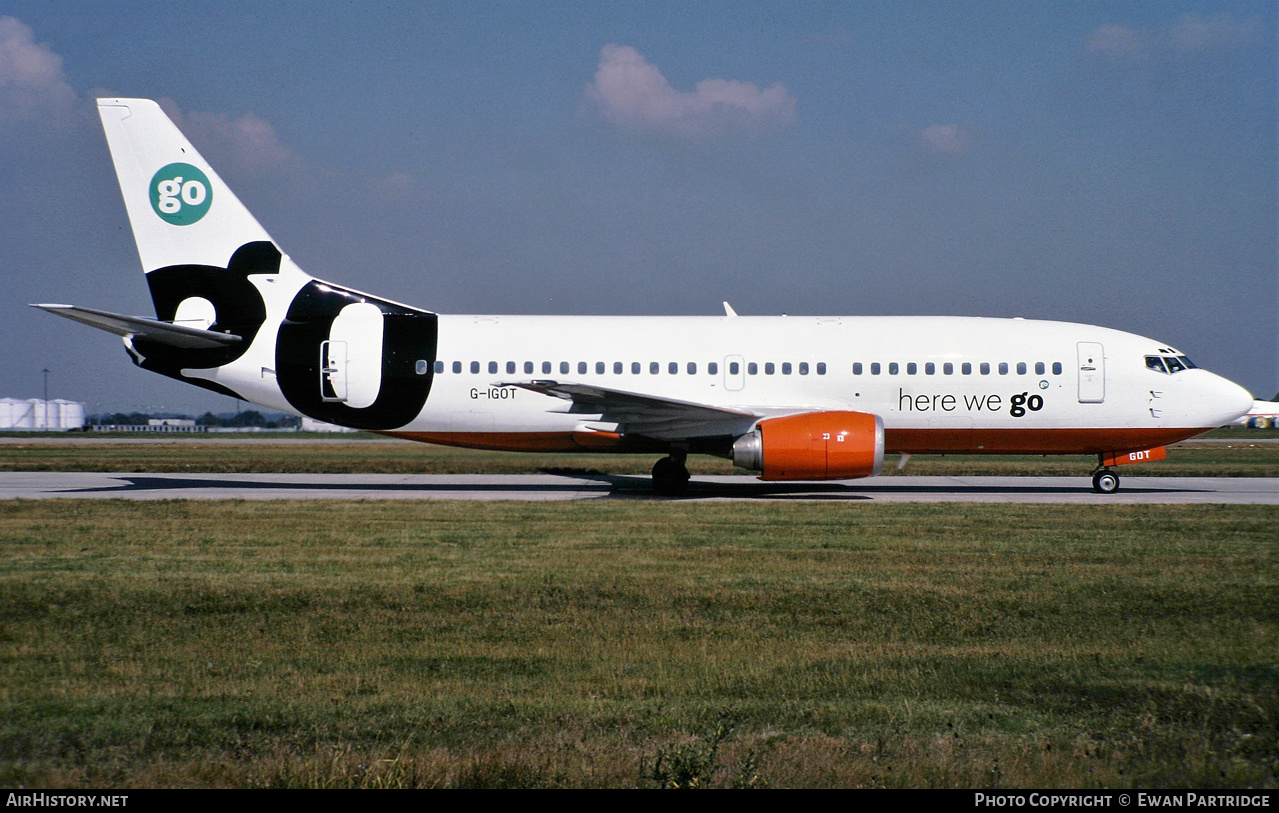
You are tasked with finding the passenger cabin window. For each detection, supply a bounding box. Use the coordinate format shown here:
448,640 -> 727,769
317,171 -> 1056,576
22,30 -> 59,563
709,362 -> 718,375
688,362 -> 697,374
632,362 -> 641,374
925,362 -> 935,375
871,363 -> 881,375
816,362 -> 826,375
998,362 -> 1008,375
944,362 -> 953,375
650,362 -> 660,374
980,363 -> 990,375
614,362 -> 623,374
748,362 -> 758,375
1016,362 -> 1027,375
542,361 -> 552,374
471,361 -> 480,374
962,363 -> 972,375
1052,362 -> 1063,375
781,362 -> 791,375
1035,362 -> 1045,375
669,362 -> 679,374
560,362 -> 570,374
906,363 -> 917,375
489,361 -> 498,374
853,362 -> 863,375
452,361 -> 462,374
765,362 -> 775,375
525,361 -> 534,374
799,362 -> 808,375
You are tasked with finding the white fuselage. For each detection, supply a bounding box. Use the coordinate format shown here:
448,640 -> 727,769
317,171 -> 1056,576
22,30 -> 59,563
217,306 -> 1251,457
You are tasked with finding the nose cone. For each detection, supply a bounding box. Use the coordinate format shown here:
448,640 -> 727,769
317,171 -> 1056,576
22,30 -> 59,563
1200,373 -> 1254,427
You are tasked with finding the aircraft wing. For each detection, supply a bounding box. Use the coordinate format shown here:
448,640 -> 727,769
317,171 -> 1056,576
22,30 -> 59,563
496,380 -> 760,440
31,304 -> 242,350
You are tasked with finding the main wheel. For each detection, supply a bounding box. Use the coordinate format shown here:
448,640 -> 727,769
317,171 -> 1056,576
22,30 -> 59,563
1092,470 -> 1119,494
652,456 -> 690,496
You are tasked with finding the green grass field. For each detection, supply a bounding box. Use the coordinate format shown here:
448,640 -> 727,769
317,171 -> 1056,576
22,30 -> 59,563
1,500 -> 1274,788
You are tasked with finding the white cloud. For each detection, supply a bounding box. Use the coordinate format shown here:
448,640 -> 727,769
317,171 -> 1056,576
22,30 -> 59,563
918,123 -> 972,157
161,101 -> 301,175
1088,13 -> 1260,59
0,16 -> 79,125
0,15 -> 301,174
0,14 -> 299,174
584,44 -> 796,140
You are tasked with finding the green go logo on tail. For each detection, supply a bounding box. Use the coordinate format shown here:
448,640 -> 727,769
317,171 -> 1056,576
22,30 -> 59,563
150,163 -> 212,225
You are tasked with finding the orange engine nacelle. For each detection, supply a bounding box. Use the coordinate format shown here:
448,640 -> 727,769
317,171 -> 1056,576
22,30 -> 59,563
732,411 -> 885,481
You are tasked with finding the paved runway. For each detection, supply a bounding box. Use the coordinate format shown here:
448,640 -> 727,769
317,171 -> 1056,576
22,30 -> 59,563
2,471 -> 1277,503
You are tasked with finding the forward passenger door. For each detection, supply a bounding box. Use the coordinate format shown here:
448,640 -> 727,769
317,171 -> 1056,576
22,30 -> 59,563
1077,342 -> 1105,404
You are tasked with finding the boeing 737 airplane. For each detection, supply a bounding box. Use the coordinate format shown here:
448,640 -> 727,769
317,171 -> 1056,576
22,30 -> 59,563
36,99 -> 1256,494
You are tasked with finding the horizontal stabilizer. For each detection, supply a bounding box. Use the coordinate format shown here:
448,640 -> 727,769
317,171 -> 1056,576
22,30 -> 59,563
31,304 -> 242,349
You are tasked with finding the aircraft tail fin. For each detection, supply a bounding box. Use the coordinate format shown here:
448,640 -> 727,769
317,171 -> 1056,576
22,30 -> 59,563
83,98 -> 311,402
47,98 -> 439,428
96,98 -> 278,274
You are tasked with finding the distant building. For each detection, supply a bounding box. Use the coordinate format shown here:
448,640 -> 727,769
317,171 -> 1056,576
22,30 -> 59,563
0,398 -> 86,430
146,418 -> 201,432
93,418 -> 206,433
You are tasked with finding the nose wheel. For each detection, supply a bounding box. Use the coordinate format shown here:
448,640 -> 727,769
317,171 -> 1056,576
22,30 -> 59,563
1091,468 -> 1120,494
652,455 -> 690,496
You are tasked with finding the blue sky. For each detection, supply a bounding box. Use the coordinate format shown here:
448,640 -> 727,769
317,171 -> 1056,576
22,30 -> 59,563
0,1 -> 1274,414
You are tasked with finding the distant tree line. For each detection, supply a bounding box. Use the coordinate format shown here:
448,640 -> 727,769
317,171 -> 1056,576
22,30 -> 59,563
88,411 -> 300,428
88,412 -> 152,426
195,410 -> 299,429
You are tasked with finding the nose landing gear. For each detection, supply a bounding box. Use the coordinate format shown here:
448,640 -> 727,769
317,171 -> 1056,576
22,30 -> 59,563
1091,466 -> 1120,494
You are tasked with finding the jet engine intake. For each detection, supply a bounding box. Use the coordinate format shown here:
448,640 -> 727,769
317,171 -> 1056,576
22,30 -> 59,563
732,410 -> 884,480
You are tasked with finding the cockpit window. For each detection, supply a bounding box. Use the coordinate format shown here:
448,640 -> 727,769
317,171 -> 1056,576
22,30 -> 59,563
1146,354 -> 1197,374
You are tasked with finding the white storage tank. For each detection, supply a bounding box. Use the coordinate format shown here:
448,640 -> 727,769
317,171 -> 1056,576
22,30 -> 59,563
56,400 -> 86,429
15,399 -> 37,429
0,398 -> 87,430
0,398 -> 16,428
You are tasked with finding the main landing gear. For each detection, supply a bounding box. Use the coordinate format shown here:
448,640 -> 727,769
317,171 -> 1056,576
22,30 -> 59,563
652,453 -> 690,496
1091,466 -> 1120,494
